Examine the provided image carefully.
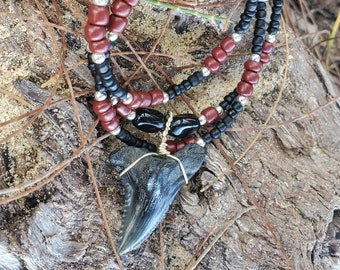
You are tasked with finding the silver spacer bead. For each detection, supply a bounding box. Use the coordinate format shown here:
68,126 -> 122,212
126,111 -> 136,120
266,34 -> 276,43
122,92 -> 133,105
86,44 -> 92,53
110,96 -> 119,106
107,32 -> 119,42
163,92 -> 169,103
94,91 -> 107,101
250,54 -> 261,62
231,33 -> 242,43
201,67 -> 211,77
196,138 -> 206,147
236,95 -> 248,106
91,53 -> 106,64
110,126 -> 121,136
198,115 -> 207,126
215,105 -> 223,115
90,0 -> 110,6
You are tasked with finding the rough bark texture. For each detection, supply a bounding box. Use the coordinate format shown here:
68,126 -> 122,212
0,1 -> 339,270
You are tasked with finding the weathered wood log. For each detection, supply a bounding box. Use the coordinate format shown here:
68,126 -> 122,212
0,0 -> 339,269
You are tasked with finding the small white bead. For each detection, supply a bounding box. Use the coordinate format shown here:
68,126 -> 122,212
196,138 -> 206,147
266,34 -> 276,43
122,92 -> 133,105
110,126 -> 121,136
198,115 -> 207,126
126,111 -> 136,120
94,91 -> 107,101
110,96 -> 119,106
86,44 -> 92,53
201,67 -> 211,77
231,33 -> 242,43
107,32 -> 119,42
215,105 -> 223,115
237,95 -> 248,106
250,54 -> 261,62
163,92 -> 169,103
90,0 -> 109,6
91,53 -> 106,64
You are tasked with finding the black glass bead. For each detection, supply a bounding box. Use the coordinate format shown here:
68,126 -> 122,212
269,21 -> 281,29
241,13 -> 252,23
228,109 -> 238,119
188,74 -> 200,87
169,114 -> 200,138
255,19 -> 266,29
107,81 -> 119,92
272,7 -> 282,15
222,115 -> 234,127
232,101 -> 243,113
273,0 -> 283,8
219,100 -> 232,111
95,84 -> 106,93
101,70 -> 113,81
166,87 -> 176,100
244,10 -> 256,18
271,13 -> 282,22
245,2 -> 257,13
254,28 -> 266,39
132,108 -> 165,133
194,71 -> 204,81
210,128 -> 221,140
178,84 -> 186,95
251,45 -> 263,55
116,129 -> 129,140
202,133 -> 212,143
111,86 -> 127,99
95,62 -> 110,74
181,80 -> 191,91
102,78 -> 114,88
216,122 -> 227,133
256,10 -> 266,20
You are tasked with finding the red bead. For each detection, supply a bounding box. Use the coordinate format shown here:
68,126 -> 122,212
101,117 -> 120,132
149,89 -> 164,106
184,136 -> 197,144
176,141 -> 186,151
108,15 -> 128,34
123,0 -> 140,7
220,36 -> 236,53
111,0 -> 132,17
116,103 -> 132,117
89,39 -> 110,53
237,81 -> 254,97
166,140 -> 177,154
138,92 -> 152,108
262,41 -> 275,54
260,53 -> 270,63
84,23 -> 106,42
98,107 -> 117,122
212,47 -> 228,63
244,60 -> 263,73
242,70 -> 259,84
201,107 -> 219,124
127,91 -> 143,109
88,5 -> 110,26
93,99 -> 111,114
204,56 -> 220,73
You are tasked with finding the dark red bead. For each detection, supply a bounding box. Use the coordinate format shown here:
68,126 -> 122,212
237,81 -> 254,97
84,23 -> 106,42
89,39 -> 111,53
242,70 -> 259,84
176,141 -> 186,151
127,91 -> 142,109
166,140 -> 177,154
93,99 -> 111,114
184,136 -> 197,144
244,60 -> 263,73
220,36 -> 236,53
101,117 -> 120,132
201,107 -> 219,124
212,47 -> 228,63
138,92 -> 152,108
98,107 -> 117,122
116,103 -> 132,117
123,0 -> 140,7
88,5 -> 110,26
204,56 -> 220,73
262,41 -> 275,54
260,53 -> 270,63
149,89 -> 164,106
108,15 -> 128,34
111,0 -> 132,17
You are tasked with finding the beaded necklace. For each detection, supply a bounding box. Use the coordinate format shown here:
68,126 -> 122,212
85,0 -> 283,255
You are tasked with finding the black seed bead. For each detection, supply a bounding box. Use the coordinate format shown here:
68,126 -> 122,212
147,143 -> 157,152
182,80 -> 191,91
128,135 -> 137,146
112,86 -> 127,99
234,21 -> 251,33
194,71 -> 204,81
87,53 -> 94,64
247,0 -> 257,3
210,128 -> 221,140
94,74 -> 102,84
228,109 -> 238,119
202,133 -> 212,144
241,13 -> 253,23
219,100 -> 232,111
272,6 -> 282,15
232,101 -> 243,113
179,84 -> 186,95
254,28 -> 266,38
188,74 -> 200,87
255,19 -> 266,29
95,62 -> 110,74
102,78 -> 114,88
253,36 -> 265,47
134,139 -> 143,147
273,0 -> 283,8
166,87 -> 176,100
116,128 -> 128,140
105,52 -> 111,59
245,2 -> 257,12
252,45 -> 262,55
109,42 -> 115,51
216,122 -> 227,133
222,115 -> 234,127
95,84 -> 106,93
101,70 -> 113,81
244,9 -> 256,18
271,13 -> 282,22
107,81 -> 119,92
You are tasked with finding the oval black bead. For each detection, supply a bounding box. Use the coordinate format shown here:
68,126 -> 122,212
132,108 -> 165,133
169,114 -> 200,138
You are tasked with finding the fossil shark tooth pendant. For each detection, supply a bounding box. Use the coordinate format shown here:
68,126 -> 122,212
110,143 -> 206,255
